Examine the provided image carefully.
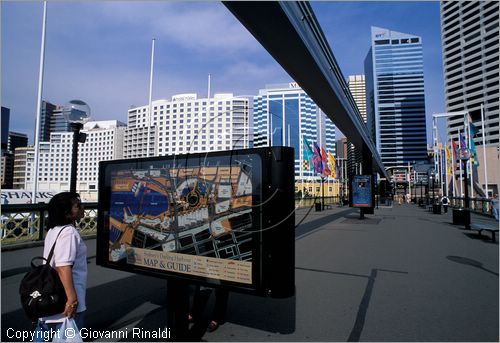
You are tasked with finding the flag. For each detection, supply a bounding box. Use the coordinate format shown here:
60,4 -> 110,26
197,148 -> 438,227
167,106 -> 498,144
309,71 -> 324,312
312,142 -> 324,175
321,147 -> 330,177
451,139 -> 458,171
445,145 -> 453,176
303,137 -> 313,167
302,159 -> 309,171
469,122 -> 479,137
327,152 -> 337,179
459,132 -> 467,149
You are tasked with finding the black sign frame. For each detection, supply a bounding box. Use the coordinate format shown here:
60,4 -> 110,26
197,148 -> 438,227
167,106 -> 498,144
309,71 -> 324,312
96,147 -> 295,298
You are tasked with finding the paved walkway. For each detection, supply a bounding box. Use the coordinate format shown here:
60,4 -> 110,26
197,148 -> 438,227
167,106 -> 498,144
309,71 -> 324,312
2,204 -> 498,341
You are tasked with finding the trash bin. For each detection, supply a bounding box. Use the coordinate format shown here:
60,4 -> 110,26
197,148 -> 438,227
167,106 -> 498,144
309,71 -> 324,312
433,204 -> 442,214
453,208 -> 470,225
315,202 -> 322,212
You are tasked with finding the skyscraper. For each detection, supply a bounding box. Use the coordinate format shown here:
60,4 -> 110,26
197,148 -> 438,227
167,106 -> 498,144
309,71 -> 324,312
440,1 -> 499,196
253,83 -> 336,182
365,26 -> 428,168
347,75 -> 367,124
441,1 -> 499,145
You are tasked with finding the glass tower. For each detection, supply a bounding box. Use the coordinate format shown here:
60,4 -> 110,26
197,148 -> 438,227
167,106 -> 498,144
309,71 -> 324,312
365,26 -> 428,168
253,83 -> 336,181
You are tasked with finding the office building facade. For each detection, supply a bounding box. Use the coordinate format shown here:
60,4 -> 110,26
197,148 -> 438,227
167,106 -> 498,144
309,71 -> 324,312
124,93 -> 250,159
441,1 -> 499,145
253,83 -> 337,184
365,26 -> 428,168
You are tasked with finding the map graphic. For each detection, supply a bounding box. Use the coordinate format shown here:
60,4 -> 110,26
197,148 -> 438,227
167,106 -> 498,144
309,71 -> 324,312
107,160 -> 255,277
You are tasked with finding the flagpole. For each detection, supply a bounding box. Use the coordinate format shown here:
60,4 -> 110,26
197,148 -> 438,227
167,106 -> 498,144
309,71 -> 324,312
301,133 -> 304,199
445,145 -> 449,197
466,113 -> 474,199
458,130 -> 463,197
450,139 -> 455,197
32,1 -> 47,204
480,104 -> 489,198
147,38 -> 155,158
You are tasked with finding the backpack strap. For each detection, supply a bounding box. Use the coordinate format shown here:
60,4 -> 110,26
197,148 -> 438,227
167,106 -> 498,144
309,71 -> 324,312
46,225 -> 70,264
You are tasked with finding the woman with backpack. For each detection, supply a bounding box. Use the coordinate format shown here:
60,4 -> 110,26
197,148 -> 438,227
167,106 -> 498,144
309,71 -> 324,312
33,192 -> 87,341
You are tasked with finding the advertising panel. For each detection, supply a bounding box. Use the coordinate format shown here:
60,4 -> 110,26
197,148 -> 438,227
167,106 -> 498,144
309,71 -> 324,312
351,175 -> 373,208
97,147 -> 295,297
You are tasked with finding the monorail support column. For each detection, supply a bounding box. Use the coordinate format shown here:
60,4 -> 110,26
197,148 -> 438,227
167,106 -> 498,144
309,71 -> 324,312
362,143 -> 375,215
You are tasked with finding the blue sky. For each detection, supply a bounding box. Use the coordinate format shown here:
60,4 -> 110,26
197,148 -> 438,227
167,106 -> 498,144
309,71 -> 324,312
1,1 -> 445,144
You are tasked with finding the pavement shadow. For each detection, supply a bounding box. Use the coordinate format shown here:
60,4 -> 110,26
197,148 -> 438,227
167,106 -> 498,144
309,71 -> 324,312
1,266 -> 32,279
1,274 -> 168,342
296,208 -> 355,239
222,292 -> 296,334
446,255 -> 498,276
462,232 -> 498,244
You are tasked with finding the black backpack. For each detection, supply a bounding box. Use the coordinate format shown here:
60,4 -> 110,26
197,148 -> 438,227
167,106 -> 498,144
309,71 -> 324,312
19,227 -> 68,321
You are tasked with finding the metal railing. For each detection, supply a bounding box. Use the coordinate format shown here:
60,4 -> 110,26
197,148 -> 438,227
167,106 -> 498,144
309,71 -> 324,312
449,197 -> 494,216
1,202 -> 98,246
294,196 -> 342,208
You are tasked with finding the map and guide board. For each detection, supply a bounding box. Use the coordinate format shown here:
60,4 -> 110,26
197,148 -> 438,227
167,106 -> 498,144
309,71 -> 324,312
96,147 -> 295,298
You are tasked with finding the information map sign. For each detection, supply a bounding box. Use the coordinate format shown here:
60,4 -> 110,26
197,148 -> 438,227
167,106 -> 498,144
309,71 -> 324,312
351,175 -> 373,208
96,147 -> 295,298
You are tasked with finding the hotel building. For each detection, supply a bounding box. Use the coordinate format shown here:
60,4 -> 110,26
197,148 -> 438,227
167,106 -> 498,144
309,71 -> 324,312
124,93 -> 250,158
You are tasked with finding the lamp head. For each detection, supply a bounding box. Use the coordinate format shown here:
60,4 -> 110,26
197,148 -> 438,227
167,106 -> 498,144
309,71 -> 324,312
63,100 -> 90,124
459,148 -> 471,161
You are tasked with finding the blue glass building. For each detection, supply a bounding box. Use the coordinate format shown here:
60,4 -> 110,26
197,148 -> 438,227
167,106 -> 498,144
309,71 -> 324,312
253,83 -> 336,181
365,27 -> 428,168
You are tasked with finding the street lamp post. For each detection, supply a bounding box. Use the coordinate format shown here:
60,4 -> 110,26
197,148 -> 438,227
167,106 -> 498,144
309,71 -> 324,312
459,148 -> 471,230
64,100 -> 90,194
429,174 -> 434,205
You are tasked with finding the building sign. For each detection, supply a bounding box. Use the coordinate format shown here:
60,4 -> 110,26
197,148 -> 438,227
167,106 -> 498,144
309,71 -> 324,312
172,93 -> 197,102
351,175 -> 372,208
1,190 -> 56,204
97,147 -> 295,297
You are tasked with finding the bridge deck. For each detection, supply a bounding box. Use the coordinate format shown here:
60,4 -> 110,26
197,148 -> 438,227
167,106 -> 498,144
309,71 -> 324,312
2,204 -> 498,341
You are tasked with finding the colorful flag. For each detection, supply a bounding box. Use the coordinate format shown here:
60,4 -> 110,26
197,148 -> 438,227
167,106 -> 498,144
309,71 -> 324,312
451,138 -> 458,171
327,152 -> 337,179
469,122 -> 479,137
312,142 -> 324,175
445,145 -> 453,176
459,132 -> 467,149
320,147 -> 330,177
303,137 -> 313,169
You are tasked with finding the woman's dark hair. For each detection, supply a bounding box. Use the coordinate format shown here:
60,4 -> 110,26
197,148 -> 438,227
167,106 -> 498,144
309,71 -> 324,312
46,192 -> 81,230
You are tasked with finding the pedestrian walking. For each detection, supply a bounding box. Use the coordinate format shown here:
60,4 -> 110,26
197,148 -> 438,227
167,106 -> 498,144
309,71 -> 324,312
491,194 -> 499,221
441,195 -> 449,213
189,286 -> 229,334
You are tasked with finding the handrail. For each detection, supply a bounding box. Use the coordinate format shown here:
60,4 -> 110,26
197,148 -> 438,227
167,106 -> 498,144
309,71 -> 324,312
1,203 -> 99,246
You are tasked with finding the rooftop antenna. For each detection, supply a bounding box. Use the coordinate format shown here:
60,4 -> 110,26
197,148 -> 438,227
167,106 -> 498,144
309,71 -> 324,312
147,38 -> 155,157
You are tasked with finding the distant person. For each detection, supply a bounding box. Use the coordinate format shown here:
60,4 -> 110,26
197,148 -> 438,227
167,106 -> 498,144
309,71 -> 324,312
406,193 -> 411,204
33,192 -> 87,341
441,195 -> 449,213
491,194 -> 499,221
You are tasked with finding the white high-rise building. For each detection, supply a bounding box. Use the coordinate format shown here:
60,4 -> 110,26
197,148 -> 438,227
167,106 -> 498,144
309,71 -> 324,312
441,1 -> 499,145
347,75 -> 367,124
21,120 -> 126,201
124,93 -> 250,158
